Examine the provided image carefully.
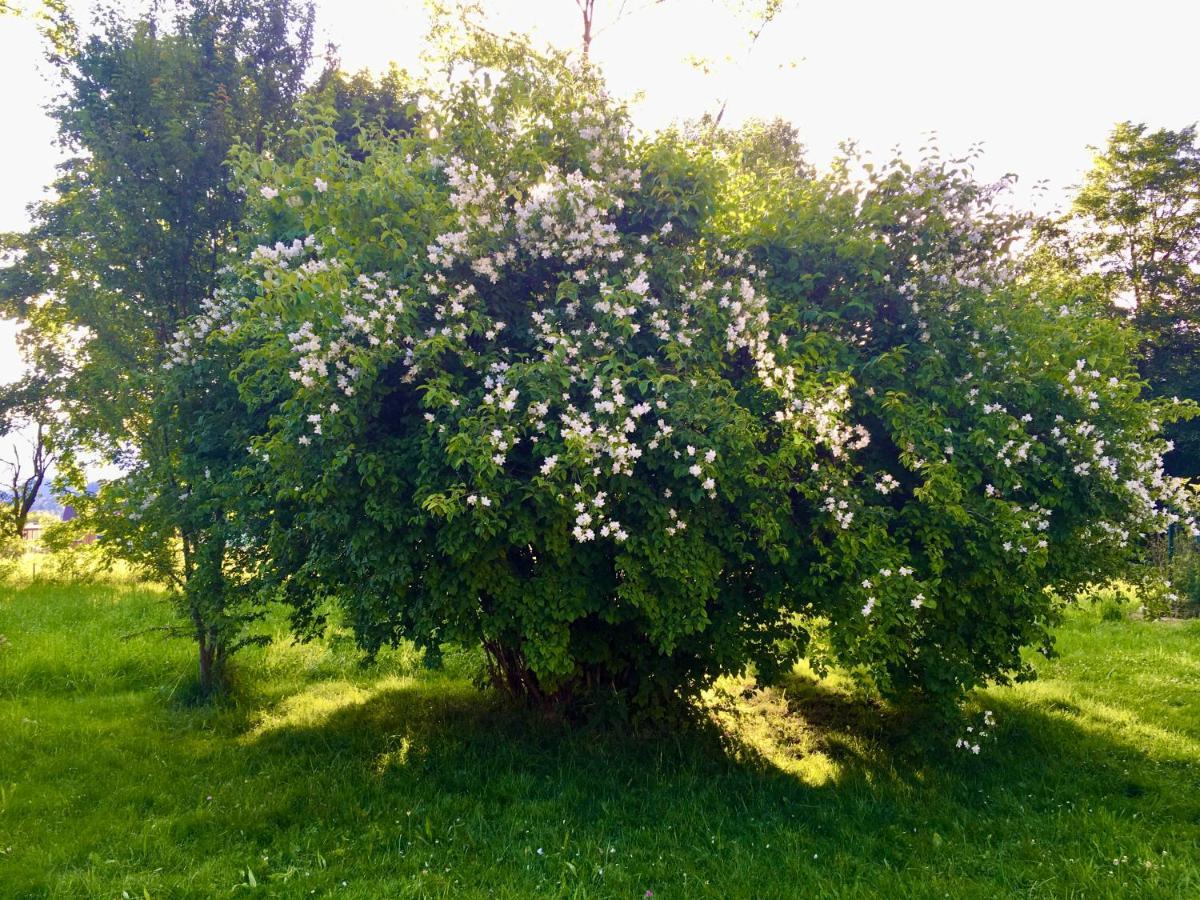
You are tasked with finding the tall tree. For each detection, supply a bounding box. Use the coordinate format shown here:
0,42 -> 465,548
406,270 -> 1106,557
308,64 -> 419,158
0,0 -> 316,693
1073,122 -> 1200,476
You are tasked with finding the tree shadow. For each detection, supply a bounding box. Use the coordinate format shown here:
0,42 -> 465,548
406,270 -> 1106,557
235,666 -> 1198,834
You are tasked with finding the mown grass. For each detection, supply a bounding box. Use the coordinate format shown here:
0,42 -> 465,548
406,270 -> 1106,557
0,576 -> 1197,898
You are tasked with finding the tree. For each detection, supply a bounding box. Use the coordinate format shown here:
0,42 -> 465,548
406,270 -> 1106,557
0,0 -> 317,694
173,34 -> 1193,716
1073,122 -> 1200,476
0,379 -> 55,540
308,65 -> 419,159
689,116 -> 813,181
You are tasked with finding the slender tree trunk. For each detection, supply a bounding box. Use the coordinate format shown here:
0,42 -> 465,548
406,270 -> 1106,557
198,630 -> 217,695
576,0 -> 595,60
196,624 -> 227,696
189,521 -> 230,697
5,420 -> 51,539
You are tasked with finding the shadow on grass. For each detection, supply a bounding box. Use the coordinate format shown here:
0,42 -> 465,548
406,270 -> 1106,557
232,667 -> 1199,847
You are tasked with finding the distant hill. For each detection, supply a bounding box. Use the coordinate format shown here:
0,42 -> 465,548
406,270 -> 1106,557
30,484 -> 63,513
6,480 -> 101,516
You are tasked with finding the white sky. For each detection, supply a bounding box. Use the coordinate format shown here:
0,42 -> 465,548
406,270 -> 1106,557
2,0 -> 1199,387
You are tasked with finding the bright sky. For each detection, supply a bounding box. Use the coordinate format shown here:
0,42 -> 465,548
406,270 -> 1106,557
3,0 -> 1200,387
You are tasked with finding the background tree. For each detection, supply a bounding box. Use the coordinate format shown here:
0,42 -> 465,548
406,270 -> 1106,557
0,378 -> 55,541
689,116 -> 813,181
1072,122 -> 1200,476
309,64 -> 419,158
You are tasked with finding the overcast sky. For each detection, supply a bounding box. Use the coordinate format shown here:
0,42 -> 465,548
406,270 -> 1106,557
3,0 -> 1199,385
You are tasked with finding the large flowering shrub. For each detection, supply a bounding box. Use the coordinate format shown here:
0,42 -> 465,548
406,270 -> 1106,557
176,39 -> 1195,710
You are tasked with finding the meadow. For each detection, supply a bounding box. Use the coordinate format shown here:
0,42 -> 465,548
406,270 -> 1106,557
1,574 -> 1197,899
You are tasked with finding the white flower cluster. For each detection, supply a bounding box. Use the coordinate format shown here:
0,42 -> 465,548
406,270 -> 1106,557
956,709 -> 996,754
822,495 -> 854,530
311,93 -> 872,545
165,289 -> 240,368
570,488 -> 627,543
858,566 -> 921,617
874,472 -> 900,495
250,235 -> 316,268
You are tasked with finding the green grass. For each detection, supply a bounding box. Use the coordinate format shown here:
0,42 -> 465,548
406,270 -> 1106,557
0,577 -> 1197,898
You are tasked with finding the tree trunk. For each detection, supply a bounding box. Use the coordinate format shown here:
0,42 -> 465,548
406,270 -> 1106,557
197,630 -> 222,696
577,0 -> 594,60
482,638 -> 564,709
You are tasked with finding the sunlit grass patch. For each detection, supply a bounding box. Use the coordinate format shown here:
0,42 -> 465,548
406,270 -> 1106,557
247,679 -> 381,735
704,674 -> 871,787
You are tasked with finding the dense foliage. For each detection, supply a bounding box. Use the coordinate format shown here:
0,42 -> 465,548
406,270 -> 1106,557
733,146 -> 1196,701
164,37 -> 1197,711
1,0 -> 428,693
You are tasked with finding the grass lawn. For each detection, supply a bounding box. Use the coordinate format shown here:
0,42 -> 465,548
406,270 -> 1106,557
0,576 -> 1197,899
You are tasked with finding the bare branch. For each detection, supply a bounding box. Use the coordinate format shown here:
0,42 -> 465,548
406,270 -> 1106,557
120,624 -> 190,642
710,2 -> 781,131
592,0 -> 669,41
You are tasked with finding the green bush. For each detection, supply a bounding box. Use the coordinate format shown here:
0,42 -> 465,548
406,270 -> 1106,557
1079,581 -> 1138,621
1141,530 -> 1200,618
35,519 -> 110,584
0,531 -> 21,580
171,36 -> 1196,713
1169,542 -> 1200,615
